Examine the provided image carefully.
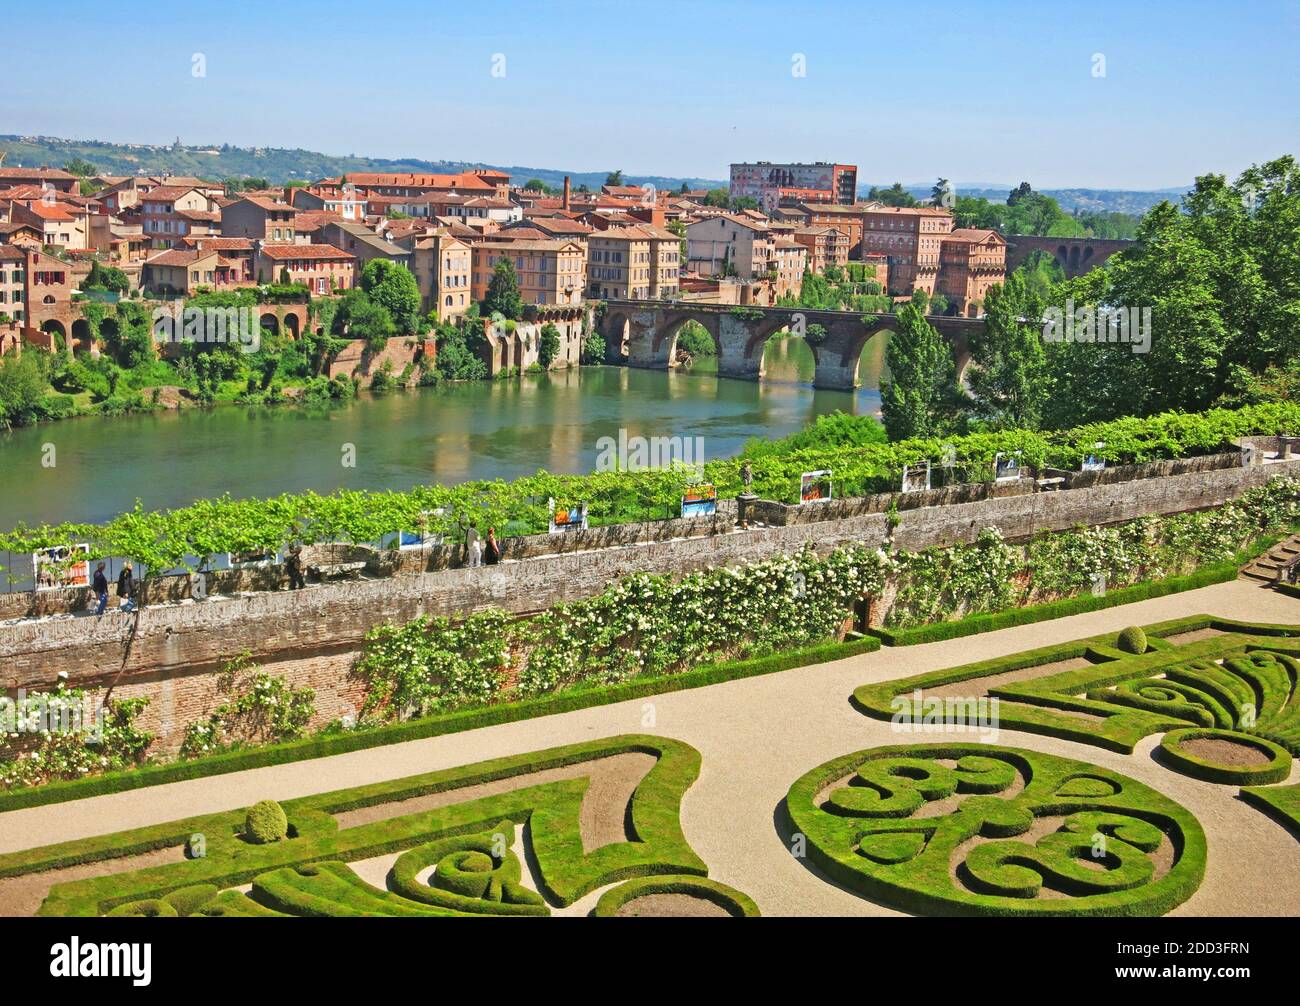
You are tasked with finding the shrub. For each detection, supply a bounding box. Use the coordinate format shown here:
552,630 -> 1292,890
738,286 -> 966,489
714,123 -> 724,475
1117,625 -> 1147,654
244,799 -> 288,844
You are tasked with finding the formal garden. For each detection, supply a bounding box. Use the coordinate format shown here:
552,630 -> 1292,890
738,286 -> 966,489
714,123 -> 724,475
0,735 -> 757,919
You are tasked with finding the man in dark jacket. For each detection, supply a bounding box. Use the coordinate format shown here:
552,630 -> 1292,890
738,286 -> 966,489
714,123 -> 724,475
93,562 -> 109,615
286,544 -> 306,590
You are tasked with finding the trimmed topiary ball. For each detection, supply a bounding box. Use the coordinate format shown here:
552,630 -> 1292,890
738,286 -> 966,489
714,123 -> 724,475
1117,626 -> 1147,654
244,800 -> 288,844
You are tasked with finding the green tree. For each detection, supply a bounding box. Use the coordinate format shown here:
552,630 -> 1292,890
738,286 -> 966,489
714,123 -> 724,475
868,183 -> 917,208
336,289 -> 396,351
880,303 -> 955,440
85,261 -> 129,295
483,259 -> 524,320
359,259 -> 421,335
0,352 -> 51,429
967,272 -> 1049,428
605,170 -> 624,186
523,178 -> 549,193
537,322 -> 561,368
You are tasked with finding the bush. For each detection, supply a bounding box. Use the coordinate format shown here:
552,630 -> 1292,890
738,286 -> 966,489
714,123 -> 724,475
244,800 -> 288,844
1117,625 -> 1147,654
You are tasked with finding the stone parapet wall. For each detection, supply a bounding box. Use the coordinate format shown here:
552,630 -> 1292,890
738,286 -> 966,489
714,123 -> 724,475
4,455 -> 1295,697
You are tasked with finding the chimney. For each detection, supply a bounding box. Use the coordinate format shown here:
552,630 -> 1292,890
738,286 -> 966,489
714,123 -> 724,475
563,176 -> 571,212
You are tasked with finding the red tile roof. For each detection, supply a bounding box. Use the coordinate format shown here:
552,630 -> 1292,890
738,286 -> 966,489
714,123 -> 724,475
257,243 -> 354,261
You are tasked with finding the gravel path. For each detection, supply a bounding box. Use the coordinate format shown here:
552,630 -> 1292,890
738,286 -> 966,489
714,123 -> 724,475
2,578 -> 1297,917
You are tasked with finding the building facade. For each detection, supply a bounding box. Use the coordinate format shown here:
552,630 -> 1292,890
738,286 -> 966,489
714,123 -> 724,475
729,162 -> 857,211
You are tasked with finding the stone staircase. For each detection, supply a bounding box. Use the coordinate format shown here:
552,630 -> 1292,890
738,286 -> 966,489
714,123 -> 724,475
1241,534 -> 1300,585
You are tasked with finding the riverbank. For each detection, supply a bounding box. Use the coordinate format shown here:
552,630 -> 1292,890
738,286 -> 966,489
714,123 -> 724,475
0,353 -> 882,529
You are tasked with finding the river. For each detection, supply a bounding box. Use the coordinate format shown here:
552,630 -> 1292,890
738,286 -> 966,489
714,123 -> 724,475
0,334 -> 887,529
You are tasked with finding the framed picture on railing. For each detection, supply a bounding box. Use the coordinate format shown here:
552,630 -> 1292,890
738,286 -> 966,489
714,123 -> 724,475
901,461 -> 931,493
227,548 -> 278,569
800,470 -> 833,504
32,544 -> 90,591
549,499 -> 588,533
994,451 -> 1022,483
681,484 -> 717,518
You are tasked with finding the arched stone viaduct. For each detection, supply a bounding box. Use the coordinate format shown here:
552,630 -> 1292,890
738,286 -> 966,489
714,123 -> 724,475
599,300 -> 983,391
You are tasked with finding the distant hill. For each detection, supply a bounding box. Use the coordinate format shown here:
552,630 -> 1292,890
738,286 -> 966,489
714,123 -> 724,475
0,135 -> 725,193
862,182 -> 1186,216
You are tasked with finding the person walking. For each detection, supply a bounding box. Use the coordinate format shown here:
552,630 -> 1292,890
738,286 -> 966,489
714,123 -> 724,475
92,562 -> 109,616
466,526 -> 482,568
484,527 -> 501,565
286,543 -> 306,590
117,563 -> 136,612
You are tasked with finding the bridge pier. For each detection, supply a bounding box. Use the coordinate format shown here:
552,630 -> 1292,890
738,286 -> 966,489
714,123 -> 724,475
716,312 -> 764,381
621,310 -> 674,369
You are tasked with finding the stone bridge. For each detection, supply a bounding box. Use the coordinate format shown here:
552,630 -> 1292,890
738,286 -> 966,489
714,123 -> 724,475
1003,235 -> 1135,278
599,300 -> 983,390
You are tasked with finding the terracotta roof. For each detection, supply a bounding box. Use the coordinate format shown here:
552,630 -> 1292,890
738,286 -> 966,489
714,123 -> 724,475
945,227 -> 1006,244
474,238 -> 581,253
0,246 -> 27,261
863,204 -> 952,216
25,203 -> 77,221
0,167 -> 76,182
183,236 -> 254,251
257,243 -> 354,261
327,172 -> 496,191
145,249 -> 213,267
141,186 -> 201,202
240,196 -> 297,214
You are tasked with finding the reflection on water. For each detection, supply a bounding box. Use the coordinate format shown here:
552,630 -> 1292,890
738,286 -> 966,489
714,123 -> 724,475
0,353 -> 886,528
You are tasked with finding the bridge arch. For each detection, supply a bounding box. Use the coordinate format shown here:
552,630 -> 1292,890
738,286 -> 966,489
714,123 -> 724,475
70,318 -> 94,355
652,313 -> 721,367
40,319 -> 67,350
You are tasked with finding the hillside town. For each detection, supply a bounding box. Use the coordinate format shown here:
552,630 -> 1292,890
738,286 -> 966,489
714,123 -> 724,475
0,158 -> 1026,371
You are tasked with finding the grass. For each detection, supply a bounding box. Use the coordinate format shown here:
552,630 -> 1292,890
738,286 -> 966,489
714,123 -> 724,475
853,615 -> 1300,760
591,874 -> 761,917
1156,728 -> 1292,786
784,742 -> 1206,917
4,734 -> 716,917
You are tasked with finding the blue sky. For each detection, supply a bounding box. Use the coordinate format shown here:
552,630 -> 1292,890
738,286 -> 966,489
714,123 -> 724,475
8,0 -> 1297,188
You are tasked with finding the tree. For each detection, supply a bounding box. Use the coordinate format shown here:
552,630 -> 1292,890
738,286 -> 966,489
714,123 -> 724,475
0,352 -> 50,429
931,177 -> 951,204
359,259 -> 421,335
967,272 -> 1049,428
523,178 -> 549,193
703,188 -> 731,208
880,303 -> 955,440
64,157 -> 96,177
605,170 -> 624,187
867,183 -> 917,208
483,259 -> 524,320
1007,182 -> 1034,206
336,289 -> 396,351
85,261 -> 129,295
537,323 -> 561,368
